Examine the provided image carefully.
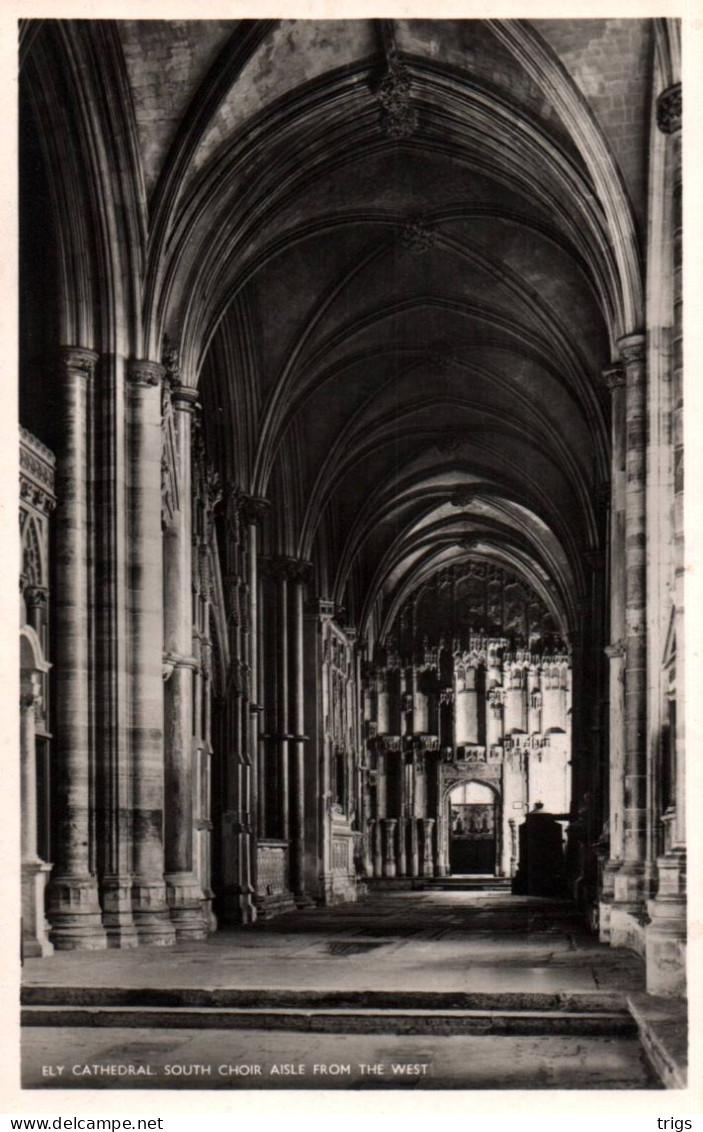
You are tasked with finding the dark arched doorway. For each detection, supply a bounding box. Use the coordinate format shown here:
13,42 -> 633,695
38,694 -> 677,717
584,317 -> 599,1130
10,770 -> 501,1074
448,781 -> 498,875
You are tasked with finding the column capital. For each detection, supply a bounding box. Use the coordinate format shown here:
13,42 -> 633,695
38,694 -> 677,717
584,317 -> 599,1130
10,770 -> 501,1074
170,384 -> 199,411
24,585 -> 49,609
617,332 -> 646,366
268,555 -> 312,584
239,494 -> 270,527
657,82 -> 682,136
605,641 -> 626,660
127,359 -> 164,387
58,347 -> 98,379
602,363 -> 626,392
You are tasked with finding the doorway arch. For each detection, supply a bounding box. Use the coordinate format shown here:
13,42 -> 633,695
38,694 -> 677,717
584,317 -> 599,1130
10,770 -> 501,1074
445,780 -> 501,876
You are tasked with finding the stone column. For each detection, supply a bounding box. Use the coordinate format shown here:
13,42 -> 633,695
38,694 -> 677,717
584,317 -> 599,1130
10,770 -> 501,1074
382,818 -> 397,877
420,817 -> 435,877
127,360 -> 174,946
21,671 -> 53,957
273,561 -> 291,843
287,558 -> 312,906
163,382 -> 206,939
610,332 -> 648,949
600,361 -> 627,941
92,355 -> 137,948
240,497 -> 268,898
47,348 -> 106,950
646,82 -> 686,996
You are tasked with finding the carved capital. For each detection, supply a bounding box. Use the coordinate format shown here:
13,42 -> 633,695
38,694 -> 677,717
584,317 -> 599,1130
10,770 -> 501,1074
268,555 -> 312,584
127,359 -> 164,388
24,585 -> 49,609
602,363 -> 626,392
58,346 -> 98,380
617,332 -> 646,367
657,83 -> 681,135
239,494 -> 270,527
605,641 -> 626,660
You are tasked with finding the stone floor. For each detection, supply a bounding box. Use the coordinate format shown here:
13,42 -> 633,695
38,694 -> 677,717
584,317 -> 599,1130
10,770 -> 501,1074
23,891 -> 647,993
21,891 -> 668,1091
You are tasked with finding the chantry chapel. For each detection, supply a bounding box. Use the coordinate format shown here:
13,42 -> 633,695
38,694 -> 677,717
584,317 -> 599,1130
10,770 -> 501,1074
19,18 -> 685,1007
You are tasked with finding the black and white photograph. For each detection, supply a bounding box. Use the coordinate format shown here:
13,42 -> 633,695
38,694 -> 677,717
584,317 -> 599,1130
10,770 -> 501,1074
12,7 -> 695,1102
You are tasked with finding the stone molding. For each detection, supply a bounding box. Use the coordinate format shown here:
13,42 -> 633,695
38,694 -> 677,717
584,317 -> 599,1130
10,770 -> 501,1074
657,83 -> 682,136
617,332 -> 646,366
170,384 -> 199,410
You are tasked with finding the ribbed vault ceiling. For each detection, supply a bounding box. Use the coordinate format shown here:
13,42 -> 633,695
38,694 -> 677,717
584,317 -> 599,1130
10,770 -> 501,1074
176,19 -> 648,648
25,18 -> 654,651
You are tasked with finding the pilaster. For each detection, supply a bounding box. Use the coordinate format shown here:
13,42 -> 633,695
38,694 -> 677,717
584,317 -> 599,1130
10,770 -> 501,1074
646,82 -> 686,996
601,364 -> 627,941
610,333 -> 648,951
20,672 -> 54,957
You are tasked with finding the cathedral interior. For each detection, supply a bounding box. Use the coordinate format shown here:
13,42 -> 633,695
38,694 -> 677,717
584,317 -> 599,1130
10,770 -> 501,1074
18,17 -> 687,1089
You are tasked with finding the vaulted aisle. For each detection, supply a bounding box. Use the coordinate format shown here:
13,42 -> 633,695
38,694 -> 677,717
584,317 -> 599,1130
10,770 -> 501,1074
19,17 -> 685,1036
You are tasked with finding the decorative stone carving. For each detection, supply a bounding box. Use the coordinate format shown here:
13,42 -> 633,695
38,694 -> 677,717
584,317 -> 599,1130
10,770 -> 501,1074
374,61 -> 418,139
400,219 -> 437,255
127,360 -> 163,388
603,363 -> 626,393
161,333 -> 181,384
656,83 -> 682,135
58,346 -> 98,380
605,641 -> 627,660
239,494 -> 270,527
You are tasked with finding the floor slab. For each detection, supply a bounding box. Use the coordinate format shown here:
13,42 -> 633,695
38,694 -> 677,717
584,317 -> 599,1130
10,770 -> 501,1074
22,892 -> 646,994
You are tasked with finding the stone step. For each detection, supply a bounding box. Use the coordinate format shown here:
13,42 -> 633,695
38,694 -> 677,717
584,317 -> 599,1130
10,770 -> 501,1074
21,985 -> 625,1013
412,877 -> 514,891
21,1003 -> 637,1037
